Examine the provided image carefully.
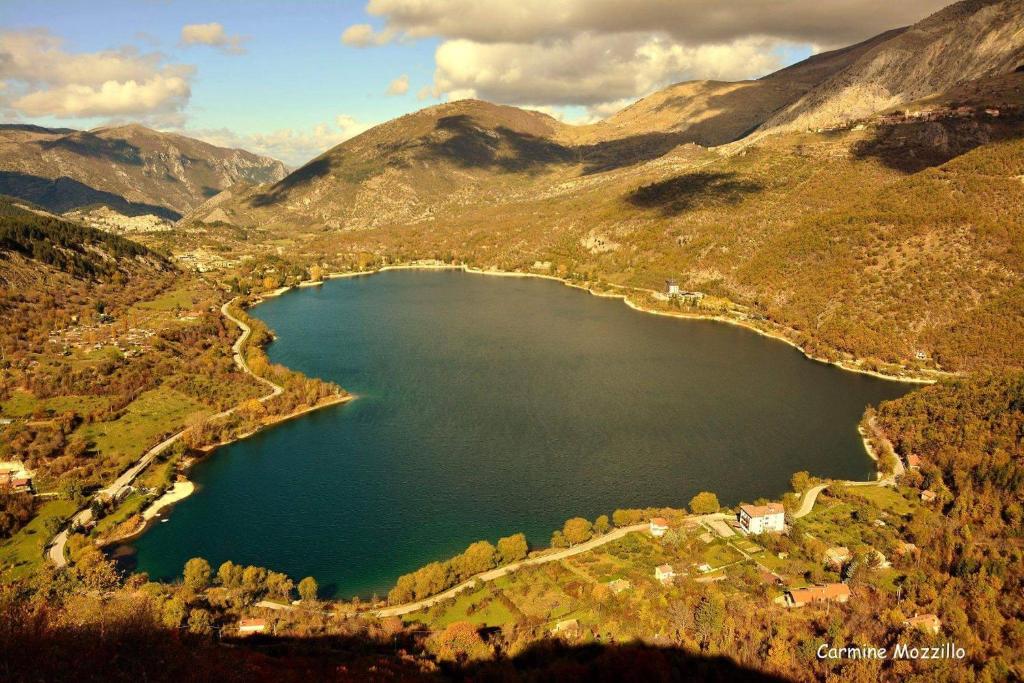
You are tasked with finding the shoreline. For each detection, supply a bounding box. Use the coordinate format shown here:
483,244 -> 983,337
99,303 -> 354,556
314,262 -> 943,385
119,260 -> 913,602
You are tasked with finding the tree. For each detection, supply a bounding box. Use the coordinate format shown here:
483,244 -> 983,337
266,571 -> 294,600
694,594 -> 725,651
298,576 -> 318,602
454,540 -> 497,578
427,621 -> 491,663
162,597 -> 186,629
612,509 -> 642,527
183,557 -> 211,591
689,491 -> 721,514
791,471 -> 812,493
59,478 -> 84,504
594,514 -> 611,534
562,517 -> 593,546
242,565 -> 268,593
497,533 -> 529,564
188,608 -> 213,635
218,560 -> 243,588
551,530 -> 568,548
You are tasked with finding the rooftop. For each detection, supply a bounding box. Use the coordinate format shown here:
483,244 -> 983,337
740,502 -> 785,517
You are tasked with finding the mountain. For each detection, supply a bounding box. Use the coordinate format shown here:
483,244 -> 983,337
756,0 -> 1024,134
186,0 -> 1024,376
0,124 -> 287,220
583,27 -> 908,146
0,197 -> 172,284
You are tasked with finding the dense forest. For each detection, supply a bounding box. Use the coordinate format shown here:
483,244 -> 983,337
0,198 -> 169,280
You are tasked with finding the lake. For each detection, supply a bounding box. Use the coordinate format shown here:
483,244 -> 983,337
131,269 -> 913,598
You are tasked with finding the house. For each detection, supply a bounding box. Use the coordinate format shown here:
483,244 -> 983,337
551,619 -> 579,637
649,517 -> 670,537
906,453 -> 922,469
607,579 -> 631,594
824,546 -> 852,570
695,563 -> 713,574
665,279 -> 680,297
737,503 -> 786,534
785,583 -> 851,608
0,461 -> 34,493
920,490 -> 937,503
238,618 -> 267,635
903,613 -> 941,635
654,564 -> 676,584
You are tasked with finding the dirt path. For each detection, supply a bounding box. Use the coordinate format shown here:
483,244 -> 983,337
370,513 -> 734,618
370,524 -> 650,617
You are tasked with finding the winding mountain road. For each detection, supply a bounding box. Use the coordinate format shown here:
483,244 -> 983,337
47,298 -> 282,568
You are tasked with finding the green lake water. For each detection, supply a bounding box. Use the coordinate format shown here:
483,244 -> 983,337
131,270 -> 913,597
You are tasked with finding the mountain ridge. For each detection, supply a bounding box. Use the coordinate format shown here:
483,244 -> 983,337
0,124 -> 287,219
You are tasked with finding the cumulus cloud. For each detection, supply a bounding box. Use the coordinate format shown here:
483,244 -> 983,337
340,23 -> 393,47
360,0 -> 949,48
180,22 -> 248,55
433,34 -> 784,108
0,29 -> 193,119
349,0 -> 951,116
386,73 -> 409,96
189,115 -> 374,167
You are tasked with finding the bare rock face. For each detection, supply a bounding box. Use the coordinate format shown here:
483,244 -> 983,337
758,0 -> 1024,134
0,123 -> 287,219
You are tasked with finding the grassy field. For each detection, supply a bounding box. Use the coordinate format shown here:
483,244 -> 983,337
77,386 -> 210,475
845,484 -> 919,516
134,286 -> 200,311
0,499 -> 76,580
0,390 -> 110,418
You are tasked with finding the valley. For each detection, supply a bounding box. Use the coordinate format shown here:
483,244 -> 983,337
0,0 -> 1022,680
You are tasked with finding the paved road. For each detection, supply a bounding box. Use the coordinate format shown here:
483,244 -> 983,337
46,298 -> 283,568
790,478 -> 893,520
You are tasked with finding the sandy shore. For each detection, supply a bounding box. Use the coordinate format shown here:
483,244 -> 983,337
318,262 -> 943,384
143,481 -> 195,520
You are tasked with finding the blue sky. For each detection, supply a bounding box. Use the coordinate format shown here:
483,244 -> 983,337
0,0 -> 949,165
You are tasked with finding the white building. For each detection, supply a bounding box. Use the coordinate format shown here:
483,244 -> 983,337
665,279 -> 680,297
649,517 -> 669,537
738,503 -> 786,534
238,618 -> 267,635
0,461 -> 34,493
654,564 -> 676,584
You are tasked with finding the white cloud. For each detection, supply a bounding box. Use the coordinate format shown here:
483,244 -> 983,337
386,73 -> 409,96
351,0 -> 952,117
189,115 -> 374,167
361,0 -> 950,47
433,34 -> 785,108
14,75 -> 190,118
340,23 -> 393,47
0,29 -> 193,119
416,85 -> 432,101
180,23 -> 248,55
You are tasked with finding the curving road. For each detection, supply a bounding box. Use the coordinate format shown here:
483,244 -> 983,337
370,513 -> 733,618
47,298 -> 283,568
790,478 -> 893,520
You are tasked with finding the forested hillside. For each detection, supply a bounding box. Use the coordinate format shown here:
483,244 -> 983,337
0,198 -> 169,280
